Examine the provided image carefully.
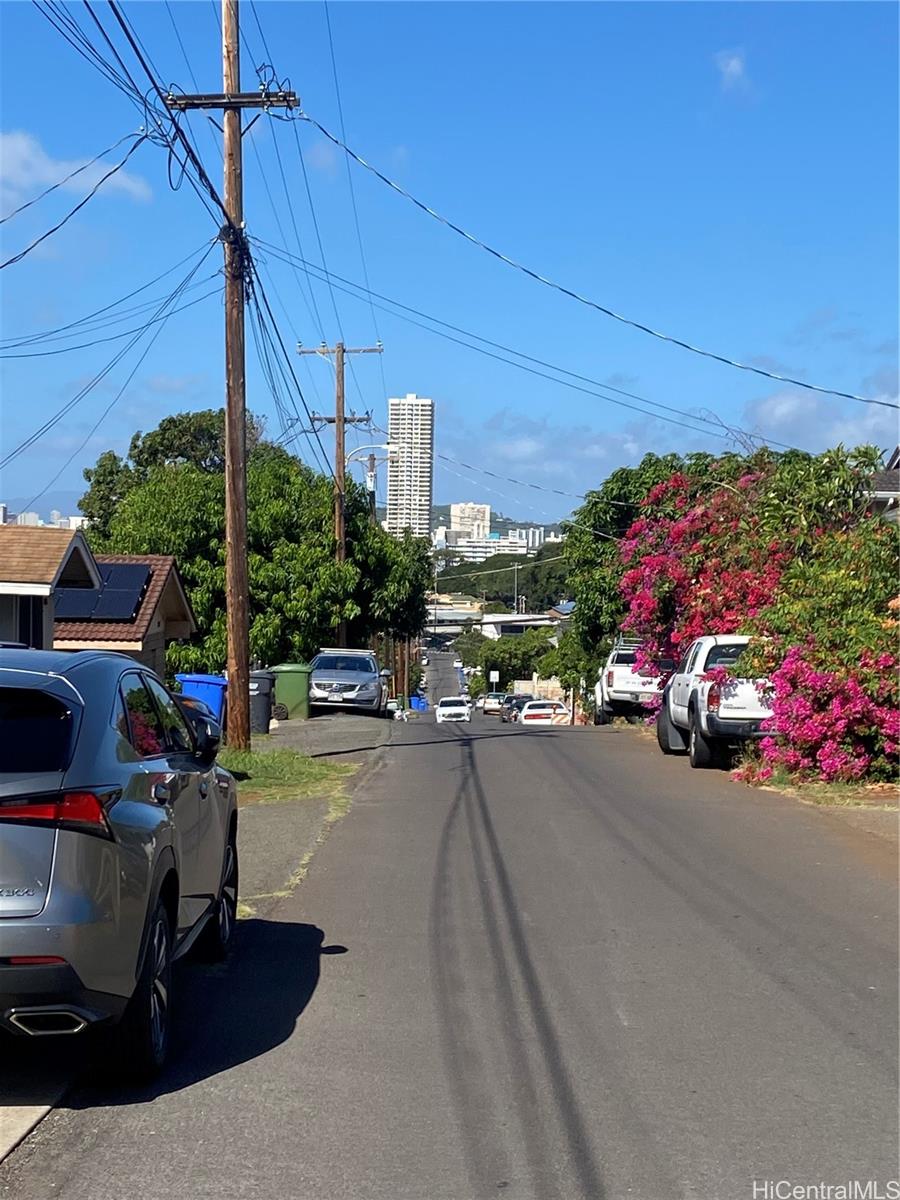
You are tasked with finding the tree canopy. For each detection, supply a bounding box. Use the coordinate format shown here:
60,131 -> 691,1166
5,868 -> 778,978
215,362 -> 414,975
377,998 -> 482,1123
83,414 -> 430,673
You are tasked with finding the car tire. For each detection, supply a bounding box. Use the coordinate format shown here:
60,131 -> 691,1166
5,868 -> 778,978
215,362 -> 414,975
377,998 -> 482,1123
688,712 -> 718,768
594,704 -> 612,726
656,701 -> 687,754
108,897 -> 173,1081
197,831 -> 238,962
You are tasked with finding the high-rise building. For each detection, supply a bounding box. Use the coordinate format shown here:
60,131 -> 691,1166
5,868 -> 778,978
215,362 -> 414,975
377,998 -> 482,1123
385,393 -> 434,538
450,502 -> 491,539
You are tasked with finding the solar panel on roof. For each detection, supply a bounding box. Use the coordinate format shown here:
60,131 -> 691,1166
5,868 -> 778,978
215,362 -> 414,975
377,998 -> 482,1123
92,589 -> 142,621
99,563 -> 150,593
54,589 -> 99,620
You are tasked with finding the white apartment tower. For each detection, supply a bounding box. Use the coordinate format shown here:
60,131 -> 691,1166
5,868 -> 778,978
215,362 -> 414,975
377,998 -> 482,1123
450,502 -> 491,539
386,393 -> 434,537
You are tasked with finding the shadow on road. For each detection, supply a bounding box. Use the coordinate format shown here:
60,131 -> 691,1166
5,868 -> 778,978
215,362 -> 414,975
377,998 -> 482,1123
29,920 -> 344,1109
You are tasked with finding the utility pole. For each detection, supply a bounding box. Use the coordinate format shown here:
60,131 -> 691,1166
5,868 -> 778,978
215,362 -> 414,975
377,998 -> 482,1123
299,341 -> 381,647
513,561 -> 519,615
166,0 -> 297,750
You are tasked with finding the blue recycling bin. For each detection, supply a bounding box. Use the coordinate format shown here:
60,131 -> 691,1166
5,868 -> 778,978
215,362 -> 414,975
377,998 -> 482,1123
175,673 -> 228,723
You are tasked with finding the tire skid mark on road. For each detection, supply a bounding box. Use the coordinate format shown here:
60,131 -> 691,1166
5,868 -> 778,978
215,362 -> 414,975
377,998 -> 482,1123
544,735 -> 898,1080
429,728 -> 514,1198
430,721 -> 607,1200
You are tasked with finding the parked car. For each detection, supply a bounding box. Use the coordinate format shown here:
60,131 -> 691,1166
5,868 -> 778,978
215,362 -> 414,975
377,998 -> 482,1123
0,649 -> 238,1079
595,641 -> 673,724
453,659 -> 464,669
474,695 -> 486,710
435,696 -> 471,724
483,692 -> 507,715
656,635 -> 772,768
500,694 -> 534,722
308,648 -> 391,716
518,700 -> 571,726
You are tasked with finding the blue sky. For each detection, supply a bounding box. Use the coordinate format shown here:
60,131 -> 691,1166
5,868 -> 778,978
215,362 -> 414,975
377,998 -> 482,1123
1,1 -> 897,521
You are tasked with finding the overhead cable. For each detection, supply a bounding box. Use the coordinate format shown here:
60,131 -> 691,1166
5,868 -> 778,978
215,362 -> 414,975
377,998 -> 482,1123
1,135 -> 148,269
298,112 -> 895,411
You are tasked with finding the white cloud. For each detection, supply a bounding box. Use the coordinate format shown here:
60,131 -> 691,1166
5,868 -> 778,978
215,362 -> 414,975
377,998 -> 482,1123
742,387 -> 899,453
0,131 -> 151,215
714,49 -> 748,92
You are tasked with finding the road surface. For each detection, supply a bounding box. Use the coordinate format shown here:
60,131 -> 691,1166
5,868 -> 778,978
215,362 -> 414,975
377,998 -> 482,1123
1,653 -> 896,1199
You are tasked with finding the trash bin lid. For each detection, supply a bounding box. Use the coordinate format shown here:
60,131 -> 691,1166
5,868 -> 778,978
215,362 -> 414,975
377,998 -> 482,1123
271,662 -> 311,673
249,670 -> 277,680
175,673 -> 228,688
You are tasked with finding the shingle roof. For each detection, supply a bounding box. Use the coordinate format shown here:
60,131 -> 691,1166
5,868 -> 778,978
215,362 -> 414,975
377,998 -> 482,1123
54,554 -> 185,643
871,468 -> 900,495
0,525 -> 80,584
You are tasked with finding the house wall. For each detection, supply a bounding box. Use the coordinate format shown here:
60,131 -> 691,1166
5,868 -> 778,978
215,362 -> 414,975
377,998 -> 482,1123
0,597 -> 17,642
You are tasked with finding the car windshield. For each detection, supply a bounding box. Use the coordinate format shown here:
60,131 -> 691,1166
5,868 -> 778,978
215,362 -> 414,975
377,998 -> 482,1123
613,651 -> 637,665
0,688 -> 76,772
705,644 -> 748,668
313,655 -> 376,674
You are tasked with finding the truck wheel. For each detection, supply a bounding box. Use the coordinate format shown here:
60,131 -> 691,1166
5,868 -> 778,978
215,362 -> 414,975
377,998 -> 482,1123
594,704 -> 611,726
657,703 -> 687,754
688,712 -> 719,768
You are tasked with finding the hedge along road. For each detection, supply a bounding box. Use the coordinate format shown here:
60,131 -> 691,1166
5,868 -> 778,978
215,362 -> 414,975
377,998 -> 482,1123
1,652 -> 896,1199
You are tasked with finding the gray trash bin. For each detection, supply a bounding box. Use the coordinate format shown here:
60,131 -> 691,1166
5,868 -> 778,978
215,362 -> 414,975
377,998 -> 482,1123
249,670 -> 276,735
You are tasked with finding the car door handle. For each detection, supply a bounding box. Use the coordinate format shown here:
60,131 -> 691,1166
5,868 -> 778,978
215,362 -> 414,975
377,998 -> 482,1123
153,781 -> 172,804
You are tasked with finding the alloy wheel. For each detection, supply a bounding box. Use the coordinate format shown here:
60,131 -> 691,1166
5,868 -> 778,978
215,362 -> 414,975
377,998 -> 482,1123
219,842 -> 237,946
149,917 -> 170,1061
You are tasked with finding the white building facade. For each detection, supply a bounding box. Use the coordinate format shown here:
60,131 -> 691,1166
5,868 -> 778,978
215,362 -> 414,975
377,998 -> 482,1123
450,502 -> 491,539
385,393 -> 434,538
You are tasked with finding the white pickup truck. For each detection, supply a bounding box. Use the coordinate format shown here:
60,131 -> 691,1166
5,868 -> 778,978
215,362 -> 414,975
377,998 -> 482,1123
656,634 -> 772,768
595,644 -> 670,724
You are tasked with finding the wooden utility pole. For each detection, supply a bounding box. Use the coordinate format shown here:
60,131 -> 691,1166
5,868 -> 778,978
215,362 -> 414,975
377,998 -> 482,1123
299,341 -> 382,645
165,0 -> 296,750
366,453 -> 377,524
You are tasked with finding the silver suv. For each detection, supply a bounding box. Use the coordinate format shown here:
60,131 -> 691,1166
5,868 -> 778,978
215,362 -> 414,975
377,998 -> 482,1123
0,649 -> 237,1079
309,648 -> 390,715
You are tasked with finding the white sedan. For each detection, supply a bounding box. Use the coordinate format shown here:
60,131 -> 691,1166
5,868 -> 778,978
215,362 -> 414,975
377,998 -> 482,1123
435,696 -> 471,723
518,700 -> 570,726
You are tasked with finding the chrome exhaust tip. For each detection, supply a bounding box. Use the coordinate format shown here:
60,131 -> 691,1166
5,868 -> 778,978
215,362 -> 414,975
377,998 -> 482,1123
8,1008 -> 89,1035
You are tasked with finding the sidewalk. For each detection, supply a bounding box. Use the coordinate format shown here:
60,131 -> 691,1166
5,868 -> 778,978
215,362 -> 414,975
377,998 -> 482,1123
264,708 -> 393,760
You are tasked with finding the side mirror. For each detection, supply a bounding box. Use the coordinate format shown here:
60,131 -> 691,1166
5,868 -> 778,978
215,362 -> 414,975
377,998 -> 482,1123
195,718 -> 222,765
380,668 -> 393,678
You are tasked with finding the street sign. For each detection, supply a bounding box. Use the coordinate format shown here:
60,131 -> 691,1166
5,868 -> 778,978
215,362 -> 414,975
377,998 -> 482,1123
489,670 -> 499,683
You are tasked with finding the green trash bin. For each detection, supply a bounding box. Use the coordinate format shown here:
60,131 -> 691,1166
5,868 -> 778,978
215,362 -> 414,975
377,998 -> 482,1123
271,662 -> 312,720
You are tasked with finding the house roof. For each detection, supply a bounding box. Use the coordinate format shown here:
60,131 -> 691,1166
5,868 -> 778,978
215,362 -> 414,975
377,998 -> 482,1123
549,600 -> 576,616
0,526 -> 99,588
54,554 -> 195,643
871,468 -> 900,496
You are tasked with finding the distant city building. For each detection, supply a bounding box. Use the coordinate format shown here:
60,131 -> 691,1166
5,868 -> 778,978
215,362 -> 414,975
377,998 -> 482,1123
16,512 -> 40,527
0,506 -> 88,529
450,502 -> 491,539
385,393 -> 434,538
433,522 -> 565,564
0,504 -> 7,526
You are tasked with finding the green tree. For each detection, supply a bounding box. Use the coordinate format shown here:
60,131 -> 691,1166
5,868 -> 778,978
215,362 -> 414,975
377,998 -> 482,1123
479,627 -> 556,690
102,444 -> 429,672
81,409 -> 264,543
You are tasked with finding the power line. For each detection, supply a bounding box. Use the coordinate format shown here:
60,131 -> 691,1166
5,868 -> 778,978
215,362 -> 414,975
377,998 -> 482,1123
23,260 -> 207,510
298,111 -> 895,411
1,243 -> 217,469
0,131 -> 142,224
1,240 -> 214,347
253,236 -> 783,446
437,554 -> 567,583
0,281 -> 220,358
1,135 -> 148,269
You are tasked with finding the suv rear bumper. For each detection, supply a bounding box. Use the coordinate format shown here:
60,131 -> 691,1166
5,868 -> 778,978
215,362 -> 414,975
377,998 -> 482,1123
707,714 -> 768,740
0,961 -> 128,1035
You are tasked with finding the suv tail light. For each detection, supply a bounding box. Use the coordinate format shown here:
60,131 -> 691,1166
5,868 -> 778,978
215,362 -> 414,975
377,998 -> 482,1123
0,792 -> 113,839
606,671 -> 614,687
707,684 -> 721,713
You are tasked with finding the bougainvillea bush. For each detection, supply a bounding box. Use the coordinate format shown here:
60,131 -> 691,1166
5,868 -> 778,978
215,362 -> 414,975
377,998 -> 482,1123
568,444 -> 898,784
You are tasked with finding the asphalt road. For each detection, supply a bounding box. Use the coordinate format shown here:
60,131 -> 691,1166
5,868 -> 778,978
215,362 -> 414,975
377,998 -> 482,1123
1,653 -> 897,1199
